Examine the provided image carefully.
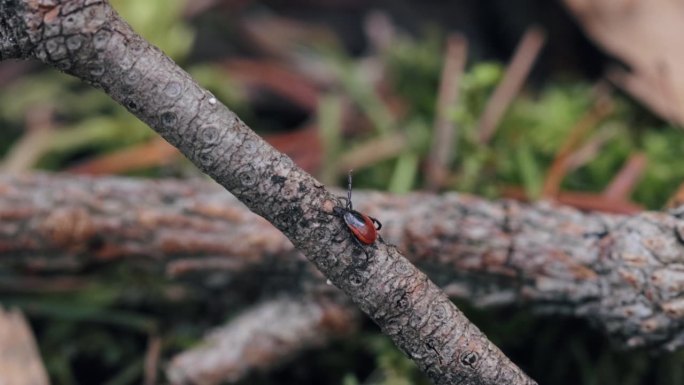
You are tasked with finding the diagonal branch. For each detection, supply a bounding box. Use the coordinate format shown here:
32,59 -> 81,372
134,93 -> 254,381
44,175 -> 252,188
477,27 -> 545,144
0,1 -> 535,384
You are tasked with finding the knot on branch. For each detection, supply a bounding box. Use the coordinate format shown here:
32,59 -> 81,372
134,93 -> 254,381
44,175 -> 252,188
460,351 -> 479,368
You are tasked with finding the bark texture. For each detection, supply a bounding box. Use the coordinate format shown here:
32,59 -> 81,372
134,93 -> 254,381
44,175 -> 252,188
3,173 -> 684,352
0,1 -> 535,384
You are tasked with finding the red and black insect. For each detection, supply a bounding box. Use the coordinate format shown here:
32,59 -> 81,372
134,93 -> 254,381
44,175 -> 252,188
332,170 -> 382,246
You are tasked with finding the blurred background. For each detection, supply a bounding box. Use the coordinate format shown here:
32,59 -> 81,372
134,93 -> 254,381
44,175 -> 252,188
1,0 -> 684,384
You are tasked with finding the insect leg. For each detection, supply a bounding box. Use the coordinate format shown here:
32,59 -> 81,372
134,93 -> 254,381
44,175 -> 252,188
370,216 -> 382,230
347,170 -> 353,210
349,234 -> 372,260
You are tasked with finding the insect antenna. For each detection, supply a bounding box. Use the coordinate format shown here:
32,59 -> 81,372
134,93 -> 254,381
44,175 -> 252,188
347,169 -> 354,210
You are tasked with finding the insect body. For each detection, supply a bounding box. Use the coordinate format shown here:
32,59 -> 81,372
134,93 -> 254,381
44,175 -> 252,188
333,171 -> 382,246
335,206 -> 379,245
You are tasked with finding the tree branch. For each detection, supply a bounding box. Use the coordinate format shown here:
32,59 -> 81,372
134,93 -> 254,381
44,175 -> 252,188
3,173 -> 684,352
166,296 -> 359,385
0,306 -> 50,385
0,1 -> 535,383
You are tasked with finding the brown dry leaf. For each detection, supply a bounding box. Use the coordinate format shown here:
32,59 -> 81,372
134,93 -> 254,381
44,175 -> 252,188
564,0 -> 684,125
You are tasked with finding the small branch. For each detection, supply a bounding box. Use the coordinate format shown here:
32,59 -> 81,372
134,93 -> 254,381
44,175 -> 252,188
477,26 -> 545,144
166,297 -> 359,385
0,104 -> 57,173
542,84 -> 613,198
564,125 -> 617,171
336,132 -> 408,173
0,306 -> 50,385
426,33 -> 467,190
144,335 -> 162,385
602,152 -> 647,201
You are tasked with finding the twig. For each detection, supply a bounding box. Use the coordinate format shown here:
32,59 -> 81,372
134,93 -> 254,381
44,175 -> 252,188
336,132 -> 407,173
182,0 -> 232,19
0,306 -> 50,385
0,104 -> 56,173
364,10 -> 395,54
542,85 -> 614,197
564,125 -> 618,171
238,15 -> 339,66
166,297 -> 358,385
426,33 -> 467,190
477,26 -> 545,144
144,335 -> 162,385
602,152 -> 647,201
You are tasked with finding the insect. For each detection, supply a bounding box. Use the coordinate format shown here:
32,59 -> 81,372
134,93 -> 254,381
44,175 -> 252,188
332,170 -> 382,246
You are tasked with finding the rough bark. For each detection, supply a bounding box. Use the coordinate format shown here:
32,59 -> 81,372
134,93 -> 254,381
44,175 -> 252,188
3,173 -> 684,352
0,1 -> 535,384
